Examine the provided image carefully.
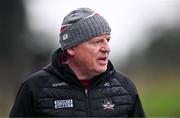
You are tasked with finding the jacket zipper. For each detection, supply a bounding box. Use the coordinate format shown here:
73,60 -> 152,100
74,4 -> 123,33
84,89 -> 90,117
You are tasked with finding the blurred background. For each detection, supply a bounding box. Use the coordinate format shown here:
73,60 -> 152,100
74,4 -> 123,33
0,0 -> 180,116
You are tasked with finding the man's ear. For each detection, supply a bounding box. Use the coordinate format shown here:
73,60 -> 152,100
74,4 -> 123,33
67,48 -> 75,56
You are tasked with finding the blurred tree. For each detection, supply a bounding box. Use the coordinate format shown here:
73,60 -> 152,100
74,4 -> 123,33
0,0 -> 26,59
142,26 -> 180,68
0,0 -> 52,116
122,24 -> 180,74
0,0 -> 52,82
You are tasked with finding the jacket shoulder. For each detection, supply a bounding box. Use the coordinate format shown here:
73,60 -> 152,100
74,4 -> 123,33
112,70 -> 138,96
22,70 -> 51,87
20,69 -> 56,99
10,69 -> 52,117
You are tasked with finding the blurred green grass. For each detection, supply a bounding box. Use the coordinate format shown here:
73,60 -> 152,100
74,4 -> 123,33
133,70 -> 180,117
140,82 -> 180,116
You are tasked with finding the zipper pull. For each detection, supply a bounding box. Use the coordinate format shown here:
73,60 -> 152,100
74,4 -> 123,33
85,89 -> 88,97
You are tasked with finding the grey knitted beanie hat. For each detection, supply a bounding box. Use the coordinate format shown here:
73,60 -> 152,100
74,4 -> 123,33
59,8 -> 111,50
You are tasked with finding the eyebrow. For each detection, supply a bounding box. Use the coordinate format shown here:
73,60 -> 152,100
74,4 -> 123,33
93,35 -> 111,40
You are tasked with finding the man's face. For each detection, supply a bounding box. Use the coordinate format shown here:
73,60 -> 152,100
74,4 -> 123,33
69,34 -> 111,76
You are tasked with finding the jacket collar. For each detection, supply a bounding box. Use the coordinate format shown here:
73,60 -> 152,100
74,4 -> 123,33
44,48 -> 115,88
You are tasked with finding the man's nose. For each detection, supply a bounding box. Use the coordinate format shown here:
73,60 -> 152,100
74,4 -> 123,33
100,39 -> 110,53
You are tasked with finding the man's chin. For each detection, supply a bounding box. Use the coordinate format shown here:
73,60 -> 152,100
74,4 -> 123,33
96,66 -> 107,73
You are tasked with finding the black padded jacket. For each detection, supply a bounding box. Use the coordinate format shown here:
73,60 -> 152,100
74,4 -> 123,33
10,48 -> 145,117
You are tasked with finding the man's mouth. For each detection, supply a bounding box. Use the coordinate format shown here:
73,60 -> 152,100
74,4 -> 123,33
97,57 -> 108,65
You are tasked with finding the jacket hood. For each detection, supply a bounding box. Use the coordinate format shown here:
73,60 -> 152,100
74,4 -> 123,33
43,48 -> 115,88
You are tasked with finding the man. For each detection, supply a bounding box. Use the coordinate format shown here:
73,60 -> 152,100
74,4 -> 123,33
10,8 -> 145,117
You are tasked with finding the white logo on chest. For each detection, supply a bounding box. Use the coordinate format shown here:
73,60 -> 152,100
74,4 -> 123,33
104,82 -> 110,87
102,98 -> 115,110
54,99 -> 73,109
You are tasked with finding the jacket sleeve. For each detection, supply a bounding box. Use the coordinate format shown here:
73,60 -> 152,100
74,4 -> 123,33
10,81 -> 35,117
124,78 -> 145,117
129,94 -> 146,117
114,71 -> 146,117
125,79 -> 146,117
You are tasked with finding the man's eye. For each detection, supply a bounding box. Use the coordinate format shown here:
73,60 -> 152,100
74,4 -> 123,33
94,41 -> 101,44
91,41 -> 101,45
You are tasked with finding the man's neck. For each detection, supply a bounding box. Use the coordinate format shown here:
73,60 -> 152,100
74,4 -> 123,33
67,60 -> 96,80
